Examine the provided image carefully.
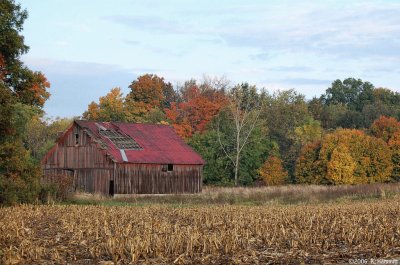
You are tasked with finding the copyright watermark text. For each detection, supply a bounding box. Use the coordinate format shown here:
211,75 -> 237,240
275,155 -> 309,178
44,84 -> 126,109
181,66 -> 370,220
349,259 -> 399,264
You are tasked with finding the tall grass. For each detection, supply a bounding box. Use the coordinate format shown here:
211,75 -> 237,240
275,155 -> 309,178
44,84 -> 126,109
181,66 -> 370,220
67,183 -> 400,206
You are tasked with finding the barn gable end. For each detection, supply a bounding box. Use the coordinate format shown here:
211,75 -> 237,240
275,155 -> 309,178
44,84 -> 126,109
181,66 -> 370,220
42,122 -> 114,194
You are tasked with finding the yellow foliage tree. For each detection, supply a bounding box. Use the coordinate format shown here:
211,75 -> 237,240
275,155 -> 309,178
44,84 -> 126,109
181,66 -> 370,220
258,156 -> 288,186
82,87 -> 127,121
296,129 -> 393,185
327,144 -> 356,184
295,141 -> 326,184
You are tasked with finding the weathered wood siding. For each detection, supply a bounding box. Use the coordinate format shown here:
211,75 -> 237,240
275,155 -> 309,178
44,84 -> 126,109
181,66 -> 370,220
42,124 -> 113,194
115,164 -> 202,194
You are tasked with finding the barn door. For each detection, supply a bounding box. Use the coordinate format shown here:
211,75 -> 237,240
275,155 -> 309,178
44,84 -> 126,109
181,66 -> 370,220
109,180 -> 115,196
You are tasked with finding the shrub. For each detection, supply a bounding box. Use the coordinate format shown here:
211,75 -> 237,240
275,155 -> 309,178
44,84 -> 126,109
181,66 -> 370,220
41,174 -> 74,202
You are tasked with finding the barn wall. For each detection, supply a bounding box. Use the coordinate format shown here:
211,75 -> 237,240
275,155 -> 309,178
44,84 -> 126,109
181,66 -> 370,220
42,123 -> 113,194
115,164 -> 203,194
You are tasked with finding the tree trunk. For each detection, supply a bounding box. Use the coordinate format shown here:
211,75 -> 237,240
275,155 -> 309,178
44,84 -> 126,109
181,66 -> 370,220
235,128 -> 240,186
234,151 -> 240,186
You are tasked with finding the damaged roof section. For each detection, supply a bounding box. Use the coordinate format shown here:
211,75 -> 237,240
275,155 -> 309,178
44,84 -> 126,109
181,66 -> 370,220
99,127 -> 142,150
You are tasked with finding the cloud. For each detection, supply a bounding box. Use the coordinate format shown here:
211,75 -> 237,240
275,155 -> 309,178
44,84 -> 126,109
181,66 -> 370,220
250,52 -> 272,61
277,78 -> 331,86
214,2 -> 400,60
123,39 -> 186,57
105,2 -> 400,62
105,15 -> 183,33
269,66 -> 313,72
123,40 -> 141,46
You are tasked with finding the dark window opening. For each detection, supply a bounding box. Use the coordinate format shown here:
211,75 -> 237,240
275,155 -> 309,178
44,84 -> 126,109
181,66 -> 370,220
168,164 -> 173,171
75,133 -> 79,145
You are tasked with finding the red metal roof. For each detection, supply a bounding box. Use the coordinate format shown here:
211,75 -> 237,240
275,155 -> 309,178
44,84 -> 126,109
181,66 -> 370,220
75,120 -> 205,165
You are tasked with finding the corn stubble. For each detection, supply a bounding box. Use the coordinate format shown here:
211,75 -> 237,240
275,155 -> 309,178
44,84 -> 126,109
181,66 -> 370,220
1,200 -> 399,264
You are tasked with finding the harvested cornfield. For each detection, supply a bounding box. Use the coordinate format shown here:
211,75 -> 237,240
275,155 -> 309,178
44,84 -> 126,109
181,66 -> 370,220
1,199 -> 400,264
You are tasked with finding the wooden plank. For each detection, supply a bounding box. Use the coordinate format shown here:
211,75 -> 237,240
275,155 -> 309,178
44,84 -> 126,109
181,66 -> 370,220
114,164 -> 203,194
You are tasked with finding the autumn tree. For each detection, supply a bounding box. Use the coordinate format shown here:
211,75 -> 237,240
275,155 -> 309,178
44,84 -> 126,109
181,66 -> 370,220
296,129 -> 393,184
295,141 -> 326,184
125,74 -> 175,122
322,129 -> 392,183
14,70 -> 50,107
165,80 -> 227,138
370,115 -> 400,143
261,89 -> 311,180
258,156 -> 288,186
370,116 -> 400,181
82,87 -> 127,122
0,0 -> 51,204
326,144 -> 356,184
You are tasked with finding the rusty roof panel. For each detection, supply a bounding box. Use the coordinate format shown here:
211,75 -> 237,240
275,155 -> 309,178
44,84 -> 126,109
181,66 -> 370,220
75,120 -> 205,165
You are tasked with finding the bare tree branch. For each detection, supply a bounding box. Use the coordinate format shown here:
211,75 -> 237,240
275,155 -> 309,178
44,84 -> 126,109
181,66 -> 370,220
216,115 -> 236,166
216,84 -> 262,186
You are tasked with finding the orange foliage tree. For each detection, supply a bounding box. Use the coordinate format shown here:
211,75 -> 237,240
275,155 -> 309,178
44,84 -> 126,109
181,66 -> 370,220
14,71 -> 50,108
258,156 -> 288,186
370,115 -> 400,143
165,83 -> 227,138
370,116 -> 400,180
125,74 -> 173,122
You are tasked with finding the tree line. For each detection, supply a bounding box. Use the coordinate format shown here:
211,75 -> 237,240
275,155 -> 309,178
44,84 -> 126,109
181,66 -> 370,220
82,74 -> 400,186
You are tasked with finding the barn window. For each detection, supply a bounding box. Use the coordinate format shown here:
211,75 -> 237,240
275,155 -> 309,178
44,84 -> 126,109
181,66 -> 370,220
161,164 -> 173,172
100,128 -> 142,150
74,127 -> 79,145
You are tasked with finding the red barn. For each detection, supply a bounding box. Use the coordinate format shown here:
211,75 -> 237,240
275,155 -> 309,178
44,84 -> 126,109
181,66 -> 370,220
41,120 -> 204,195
